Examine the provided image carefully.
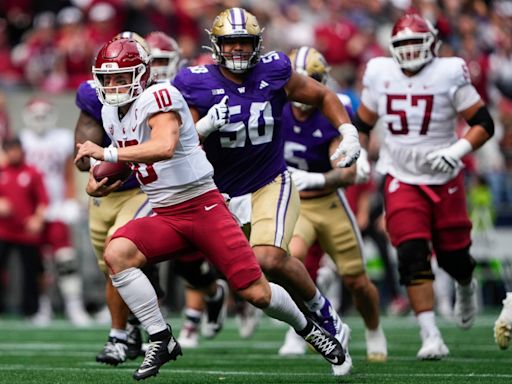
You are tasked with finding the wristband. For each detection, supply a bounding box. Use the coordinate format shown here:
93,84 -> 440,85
196,115 -> 215,138
103,146 -> 118,163
450,138 -> 473,159
338,123 -> 359,139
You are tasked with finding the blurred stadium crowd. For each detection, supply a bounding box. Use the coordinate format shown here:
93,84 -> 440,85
0,0 -> 512,321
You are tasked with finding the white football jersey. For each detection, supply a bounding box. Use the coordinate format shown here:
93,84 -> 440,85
361,57 -> 481,185
101,82 -> 215,207
20,128 -> 73,205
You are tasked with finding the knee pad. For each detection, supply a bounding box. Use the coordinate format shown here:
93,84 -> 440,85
436,247 -> 475,282
397,239 -> 433,286
175,259 -> 217,289
54,248 -> 79,276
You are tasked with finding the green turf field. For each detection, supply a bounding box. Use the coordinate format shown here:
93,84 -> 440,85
0,313 -> 510,384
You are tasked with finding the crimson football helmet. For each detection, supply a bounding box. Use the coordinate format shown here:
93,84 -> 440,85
92,38 -> 151,106
145,31 -> 182,81
207,7 -> 263,73
389,13 -> 439,72
23,98 -> 58,134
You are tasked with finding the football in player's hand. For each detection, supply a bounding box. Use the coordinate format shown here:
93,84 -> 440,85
92,161 -> 132,186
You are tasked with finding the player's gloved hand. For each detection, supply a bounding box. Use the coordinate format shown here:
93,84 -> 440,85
330,123 -> 361,168
355,148 -> 370,184
288,167 -> 326,191
425,138 -> 472,173
196,95 -> 229,138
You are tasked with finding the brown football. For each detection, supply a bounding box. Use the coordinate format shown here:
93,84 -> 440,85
92,161 -> 133,185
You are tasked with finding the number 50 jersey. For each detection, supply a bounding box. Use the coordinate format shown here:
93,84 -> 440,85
361,56 -> 481,185
174,51 -> 292,197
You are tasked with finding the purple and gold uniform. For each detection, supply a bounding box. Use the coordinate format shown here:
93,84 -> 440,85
282,99 -> 366,276
75,80 -> 151,272
174,52 -> 300,252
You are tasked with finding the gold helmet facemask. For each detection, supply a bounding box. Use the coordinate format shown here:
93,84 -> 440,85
288,46 -> 330,111
206,7 -> 263,73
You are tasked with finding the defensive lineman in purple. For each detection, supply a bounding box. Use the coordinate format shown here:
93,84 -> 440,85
174,7 -> 360,376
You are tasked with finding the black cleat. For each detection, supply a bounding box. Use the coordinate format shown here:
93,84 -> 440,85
133,327 -> 182,381
96,337 -> 127,366
126,323 -> 143,360
298,319 -> 345,366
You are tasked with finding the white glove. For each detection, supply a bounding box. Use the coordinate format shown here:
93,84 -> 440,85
425,138 -> 472,173
355,148 -> 370,184
288,167 -> 326,191
330,123 -> 361,168
196,95 -> 229,137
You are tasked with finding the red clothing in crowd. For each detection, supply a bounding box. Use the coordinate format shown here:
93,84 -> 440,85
0,163 -> 48,244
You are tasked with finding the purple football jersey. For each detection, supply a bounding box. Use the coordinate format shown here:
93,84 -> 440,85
282,103 -> 340,173
75,80 -> 139,191
173,51 -> 292,197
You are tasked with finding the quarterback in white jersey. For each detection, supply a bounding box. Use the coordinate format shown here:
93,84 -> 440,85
355,13 -> 494,361
75,37 -> 345,381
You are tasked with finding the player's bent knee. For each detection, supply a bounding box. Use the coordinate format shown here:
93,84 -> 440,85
104,237 -> 143,274
343,272 -> 369,293
397,239 -> 434,286
255,246 -> 288,275
436,247 -> 475,282
237,277 -> 271,308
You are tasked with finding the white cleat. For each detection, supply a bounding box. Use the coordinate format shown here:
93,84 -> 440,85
417,330 -> 449,360
66,301 -> 93,327
177,323 -> 199,349
278,327 -> 307,355
454,278 -> 477,330
331,323 -> 352,376
365,326 -> 388,362
494,292 -> 512,350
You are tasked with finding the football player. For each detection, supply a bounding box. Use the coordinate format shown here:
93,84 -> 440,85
145,30 -> 228,349
74,31 -> 227,364
279,46 -> 387,365
75,37 -> 346,381
20,98 -> 92,328
355,13 -> 494,359
173,7 -> 360,376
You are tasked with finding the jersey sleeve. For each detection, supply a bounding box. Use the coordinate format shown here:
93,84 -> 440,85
138,82 -> 192,124
447,58 -> 482,112
173,65 -> 219,116
75,80 -> 103,124
360,58 -> 382,113
259,51 -> 292,87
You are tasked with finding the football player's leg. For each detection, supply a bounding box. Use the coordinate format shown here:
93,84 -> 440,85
193,192 -> 346,373
432,174 -> 476,330
46,221 -> 91,327
107,217 -> 187,380
495,292 -> 512,349
251,174 -> 342,331
384,177 -> 448,360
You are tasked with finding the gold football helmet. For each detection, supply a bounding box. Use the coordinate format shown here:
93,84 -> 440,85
288,46 -> 331,111
207,7 -> 263,73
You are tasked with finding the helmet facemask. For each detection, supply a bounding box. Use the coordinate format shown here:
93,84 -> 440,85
207,7 -> 263,74
93,63 -> 148,107
390,34 -> 436,72
150,51 -> 180,81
